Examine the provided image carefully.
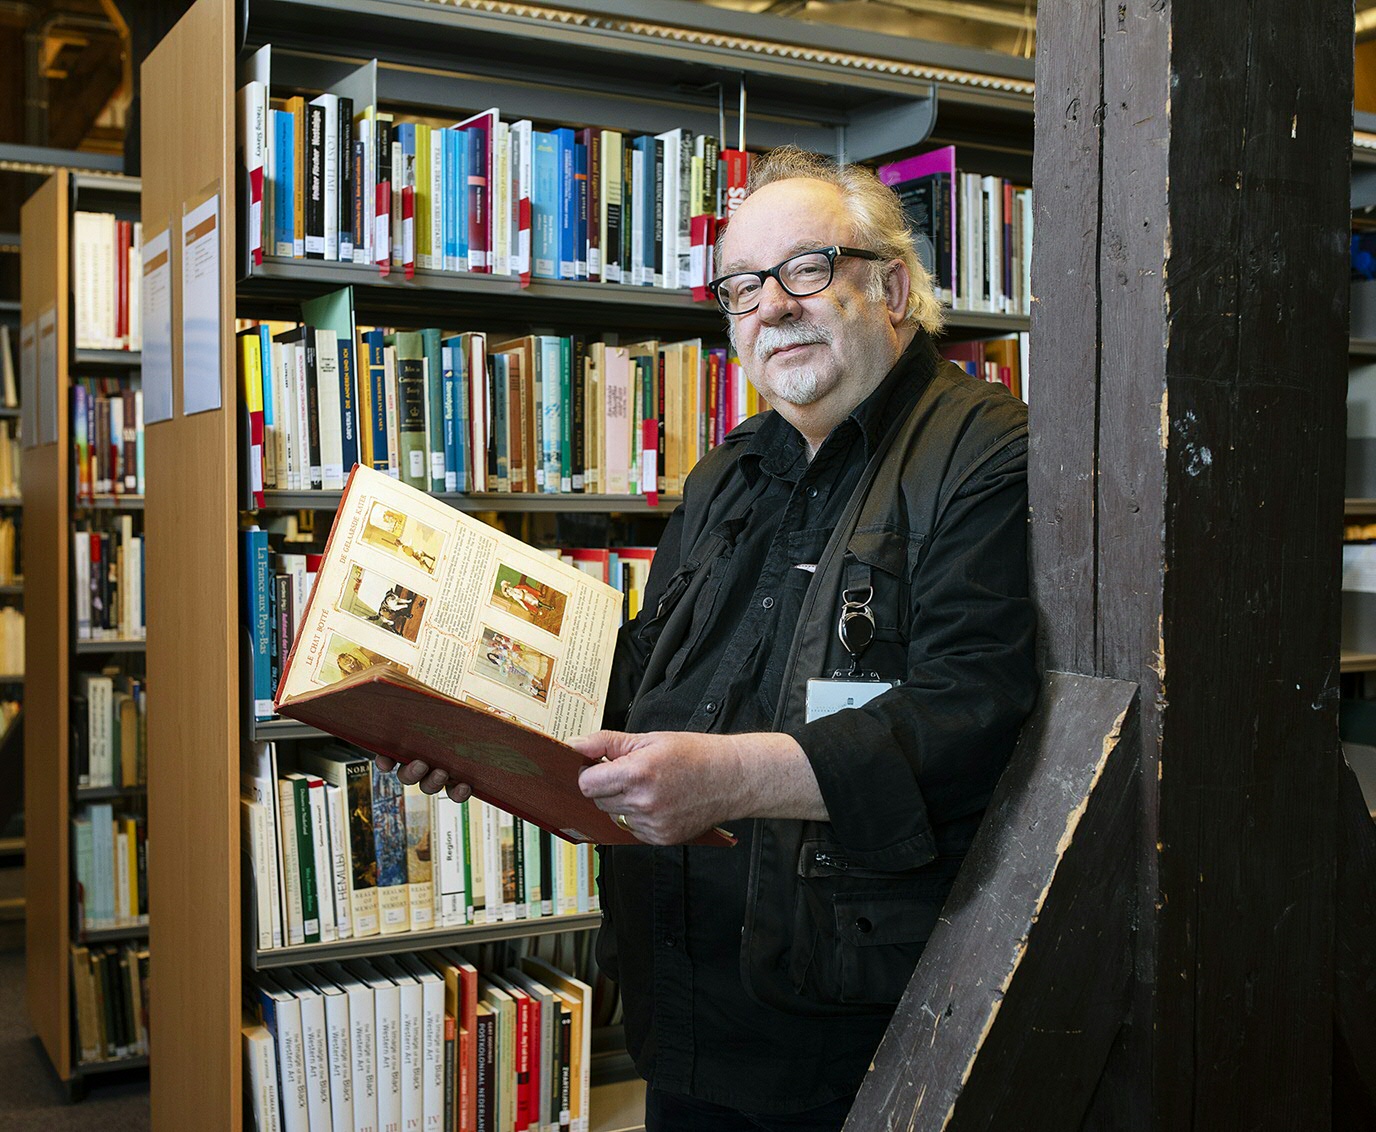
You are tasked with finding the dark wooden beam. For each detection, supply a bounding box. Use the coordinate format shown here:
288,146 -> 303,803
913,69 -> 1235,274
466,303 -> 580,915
1334,752 -> 1376,1121
846,671 -> 1138,1130
1029,1 -> 1353,1126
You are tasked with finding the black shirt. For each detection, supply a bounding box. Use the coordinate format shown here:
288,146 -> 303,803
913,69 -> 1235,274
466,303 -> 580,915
598,334 -> 1035,1113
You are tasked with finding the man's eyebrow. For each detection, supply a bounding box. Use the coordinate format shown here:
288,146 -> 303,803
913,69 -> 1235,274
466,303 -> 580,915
719,241 -> 832,275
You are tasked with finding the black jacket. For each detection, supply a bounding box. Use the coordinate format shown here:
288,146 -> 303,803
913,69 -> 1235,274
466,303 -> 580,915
603,342 -> 1037,1020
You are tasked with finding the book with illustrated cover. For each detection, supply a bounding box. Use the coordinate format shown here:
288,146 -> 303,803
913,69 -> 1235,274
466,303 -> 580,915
274,463 -> 734,848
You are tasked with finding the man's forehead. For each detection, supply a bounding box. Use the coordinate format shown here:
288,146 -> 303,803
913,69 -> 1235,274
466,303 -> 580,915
718,178 -> 851,269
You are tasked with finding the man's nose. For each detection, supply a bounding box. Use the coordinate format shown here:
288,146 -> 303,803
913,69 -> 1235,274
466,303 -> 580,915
754,274 -> 800,323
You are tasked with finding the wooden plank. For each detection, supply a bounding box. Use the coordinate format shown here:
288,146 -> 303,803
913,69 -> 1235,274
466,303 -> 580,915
846,671 -> 1137,1131
1153,5 -> 1349,1125
141,0 -> 240,1128
21,170 -> 71,1082
1026,3 -> 1100,677
1334,750 -> 1376,1119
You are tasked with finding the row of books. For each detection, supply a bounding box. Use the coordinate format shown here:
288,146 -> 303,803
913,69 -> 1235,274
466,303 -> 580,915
73,669 -> 147,789
237,293 -> 760,505
241,742 -> 600,954
245,946 -> 598,1132
879,146 -> 1033,317
940,334 -> 1031,403
73,211 -> 143,352
70,940 -> 149,1065
0,607 -> 21,676
74,377 -> 145,501
71,802 -> 148,931
0,419 -> 19,497
0,515 -> 19,586
73,517 -> 146,641
239,68 -> 746,289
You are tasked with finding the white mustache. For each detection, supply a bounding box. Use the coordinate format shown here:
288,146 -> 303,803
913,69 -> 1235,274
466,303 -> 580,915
754,324 -> 833,363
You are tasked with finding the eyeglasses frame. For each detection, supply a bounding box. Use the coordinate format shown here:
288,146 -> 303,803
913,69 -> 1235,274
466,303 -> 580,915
706,245 -> 883,316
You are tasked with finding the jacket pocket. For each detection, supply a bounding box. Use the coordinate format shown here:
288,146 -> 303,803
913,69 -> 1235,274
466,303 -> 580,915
839,527 -> 925,680
785,836 -> 949,1008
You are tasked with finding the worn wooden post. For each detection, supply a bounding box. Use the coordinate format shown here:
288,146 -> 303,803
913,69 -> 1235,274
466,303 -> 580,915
1030,1 -> 1353,1126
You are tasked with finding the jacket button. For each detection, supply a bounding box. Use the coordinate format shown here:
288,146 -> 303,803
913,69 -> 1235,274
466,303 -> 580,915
806,486 -> 819,499
855,917 -> 873,934
762,596 -> 774,609
704,701 -> 718,714
664,936 -> 676,948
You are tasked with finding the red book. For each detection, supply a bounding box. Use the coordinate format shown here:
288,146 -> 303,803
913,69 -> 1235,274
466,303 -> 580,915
689,214 -> 716,302
720,149 -> 750,218
116,220 -> 130,345
401,181 -> 416,281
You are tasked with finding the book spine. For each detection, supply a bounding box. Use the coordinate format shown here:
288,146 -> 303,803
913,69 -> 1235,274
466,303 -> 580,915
395,352 -> 428,491
338,96 -> 355,261
305,103 -> 326,258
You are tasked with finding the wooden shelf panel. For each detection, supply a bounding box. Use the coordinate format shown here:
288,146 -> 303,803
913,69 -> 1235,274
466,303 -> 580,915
75,784 -> 147,802
76,1054 -> 149,1076
78,923 -> 150,944
75,639 -> 146,654
249,911 -> 602,970
1341,651 -> 1376,674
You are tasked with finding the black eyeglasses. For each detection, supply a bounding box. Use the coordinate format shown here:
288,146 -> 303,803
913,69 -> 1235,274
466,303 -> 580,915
707,246 -> 882,316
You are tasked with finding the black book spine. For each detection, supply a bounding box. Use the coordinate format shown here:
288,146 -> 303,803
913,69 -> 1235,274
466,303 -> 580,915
72,693 -> 89,786
558,1006 -> 572,1132
337,96 -> 354,258
352,140 -> 367,265
570,335 -> 586,492
512,816 -> 526,912
304,328 -> 324,490
267,577 -> 280,702
305,103 -> 326,259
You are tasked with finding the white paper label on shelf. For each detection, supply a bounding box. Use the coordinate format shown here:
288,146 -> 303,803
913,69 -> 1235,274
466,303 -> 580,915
181,192 -> 222,416
1344,543 -> 1376,593
142,227 -> 174,424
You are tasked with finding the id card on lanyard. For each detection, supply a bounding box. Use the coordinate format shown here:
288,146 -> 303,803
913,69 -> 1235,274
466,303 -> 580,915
804,583 -> 900,723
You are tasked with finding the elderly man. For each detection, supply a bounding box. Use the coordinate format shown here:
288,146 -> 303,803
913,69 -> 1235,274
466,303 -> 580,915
387,146 -> 1037,1131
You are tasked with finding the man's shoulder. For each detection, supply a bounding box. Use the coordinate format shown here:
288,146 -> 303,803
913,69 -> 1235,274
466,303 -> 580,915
912,358 -> 1029,468
681,410 -> 770,494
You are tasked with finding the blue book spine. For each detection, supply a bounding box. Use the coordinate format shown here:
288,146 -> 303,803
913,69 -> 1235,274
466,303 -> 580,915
634,136 -> 656,286
364,329 -> 389,471
559,337 -> 572,492
337,333 -> 359,476
555,127 -> 577,279
532,132 -> 558,279
449,337 -> 470,493
91,802 -> 115,925
244,529 -> 272,718
442,131 -> 455,271
273,110 -> 295,257
454,129 -> 469,267
540,337 -> 562,492
441,345 -> 458,492
258,323 -> 275,428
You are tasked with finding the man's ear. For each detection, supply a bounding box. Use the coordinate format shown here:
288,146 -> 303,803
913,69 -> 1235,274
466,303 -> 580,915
883,260 -> 911,327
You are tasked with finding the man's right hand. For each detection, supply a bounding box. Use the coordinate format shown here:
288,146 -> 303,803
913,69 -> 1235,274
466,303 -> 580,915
372,754 -> 473,805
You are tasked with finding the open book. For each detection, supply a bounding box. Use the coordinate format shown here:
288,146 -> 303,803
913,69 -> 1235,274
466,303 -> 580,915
274,464 -> 733,847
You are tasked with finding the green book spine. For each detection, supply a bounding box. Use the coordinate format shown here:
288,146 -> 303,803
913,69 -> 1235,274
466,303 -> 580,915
423,327 -> 446,492
293,776 -> 321,943
394,330 -> 428,490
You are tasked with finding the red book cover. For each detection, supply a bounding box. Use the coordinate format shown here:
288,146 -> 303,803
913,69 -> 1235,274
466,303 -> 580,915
116,220 -> 129,345
689,214 -> 715,302
277,669 -> 733,846
561,548 -> 610,585
375,179 -> 391,276
720,149 -> 749,218
401,181 -> 416,281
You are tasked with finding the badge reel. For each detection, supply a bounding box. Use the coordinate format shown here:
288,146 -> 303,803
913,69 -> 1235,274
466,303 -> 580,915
805,586 -> 901,723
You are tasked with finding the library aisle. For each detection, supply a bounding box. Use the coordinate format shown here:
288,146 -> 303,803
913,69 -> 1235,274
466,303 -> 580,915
0,863 -> 148,1129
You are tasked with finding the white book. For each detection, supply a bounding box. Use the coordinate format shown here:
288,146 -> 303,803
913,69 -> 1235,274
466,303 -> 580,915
323,782 -> 353,941
72,212 -> 99,349
397,956 -> 445,1132
79,674 -> 113,787
275,971 -> 333,1132
0,325 -> 15,407
482,800 -> 502,924
296,748 -> 379,939
319,962 -> 378,1132
300,970 -> 355,1132
301,775 -> 338,943
402,784 -> 434,932
277,777 -> 307,946
466,799 -> 487,924
274,339 -> 296,490
294,340 -> 312,489
524,819 -> 544,918
357,112 -> 374,266
374,957 -> 423,1132
422,360 -> 444,491
655,128 -> 682,290
241,796 -> 275,951
128,229 -> 142,351
435,793 -> 466,928
493,121 -> 511,276
119,514 -> 134,637
311,94 -> 340,260
982,175 -> 1003,314
255,976 -> 310,1132
239,81 -> 267,265
315,328 -> 345,490
349,960 -> 403,1132
511,119 -> 533,279
133,387 -> 144,493
244,1018 -> 283,1132
74,531 -> 91,640
630,145 -> 646,286
242,742 -> 286,949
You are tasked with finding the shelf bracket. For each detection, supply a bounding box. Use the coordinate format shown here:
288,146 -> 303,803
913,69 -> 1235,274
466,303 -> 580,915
837,85 -> 939,165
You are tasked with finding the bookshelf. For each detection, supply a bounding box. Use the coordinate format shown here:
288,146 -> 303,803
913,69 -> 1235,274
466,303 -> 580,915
21,170 -> 147,1095
139,0 -> 1034,1127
